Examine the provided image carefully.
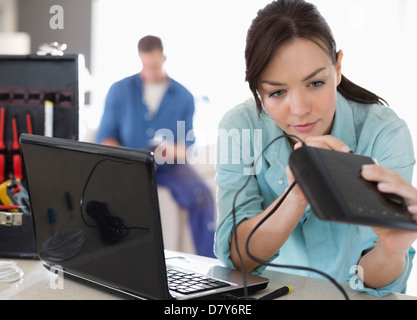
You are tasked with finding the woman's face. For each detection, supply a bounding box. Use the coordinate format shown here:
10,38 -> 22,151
258,38 -> 342,142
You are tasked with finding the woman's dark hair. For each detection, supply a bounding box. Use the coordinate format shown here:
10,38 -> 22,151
245,0 -> 387,113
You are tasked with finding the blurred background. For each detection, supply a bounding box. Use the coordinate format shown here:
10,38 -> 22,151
1,0 -> 417,296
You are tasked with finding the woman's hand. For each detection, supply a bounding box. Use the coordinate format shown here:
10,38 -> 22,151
294,134 -> 351,152
289,135 -> 351,204
285,165 -> 309,205
358,164 -> 417,289
361,164 -> 417,214
361,164 -> 417,255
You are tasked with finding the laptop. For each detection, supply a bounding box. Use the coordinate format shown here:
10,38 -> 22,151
19,133 -> 269,300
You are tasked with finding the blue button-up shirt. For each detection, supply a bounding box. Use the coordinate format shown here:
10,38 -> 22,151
214,93 -> 415,297
96,74 -> 195,149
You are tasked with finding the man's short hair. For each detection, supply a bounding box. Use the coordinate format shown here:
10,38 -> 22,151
138,35 -> 164,53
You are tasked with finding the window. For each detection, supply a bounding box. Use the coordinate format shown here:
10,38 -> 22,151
90,0 -> 417,145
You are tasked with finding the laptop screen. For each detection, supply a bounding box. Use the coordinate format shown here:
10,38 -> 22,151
20,134 -> 171,299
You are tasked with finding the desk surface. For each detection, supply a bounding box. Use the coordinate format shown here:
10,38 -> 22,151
1,251 -> 416,300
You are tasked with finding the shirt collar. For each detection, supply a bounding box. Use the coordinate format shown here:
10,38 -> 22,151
259,111 -> 292,173
260,116 -> 292,194
137,73 -> 174,93
330,92 -> 358,152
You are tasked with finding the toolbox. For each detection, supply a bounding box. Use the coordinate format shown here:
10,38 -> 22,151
0,54 -> 84,258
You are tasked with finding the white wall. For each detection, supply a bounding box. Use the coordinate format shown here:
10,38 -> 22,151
0,0 -> 30,54
89,0 -> 273,145
89,0 -> 417,147
0,0 -> 18,32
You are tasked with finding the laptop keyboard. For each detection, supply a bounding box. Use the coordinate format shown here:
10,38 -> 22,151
167,267 -> 231,295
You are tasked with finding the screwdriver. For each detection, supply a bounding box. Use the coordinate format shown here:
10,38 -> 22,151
0,205 -> 25,210
26,113 -> 33,134
12,117 -> 22,180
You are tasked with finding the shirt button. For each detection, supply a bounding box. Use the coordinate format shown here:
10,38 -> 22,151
146,128 -> 155,137
144,113 -> 152,121
278,179 -> 284,185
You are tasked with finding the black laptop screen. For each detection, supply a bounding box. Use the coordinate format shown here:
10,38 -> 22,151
20,134 -> 170,299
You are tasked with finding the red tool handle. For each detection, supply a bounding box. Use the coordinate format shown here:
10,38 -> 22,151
0,108 -> 5,182
0,205 -> 23,210
26,113 -> 33,134
12,118 -> 22,180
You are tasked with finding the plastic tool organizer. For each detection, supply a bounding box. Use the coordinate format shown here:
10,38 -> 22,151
0,54 -> 83,183
0,54 -> 84,259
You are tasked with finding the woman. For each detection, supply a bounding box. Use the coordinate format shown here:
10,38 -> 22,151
214,0 -> 416,297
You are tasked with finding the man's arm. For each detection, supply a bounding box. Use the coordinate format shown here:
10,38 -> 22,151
101,138 -> 120,146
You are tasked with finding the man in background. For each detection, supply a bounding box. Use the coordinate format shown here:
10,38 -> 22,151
96,35 -> 215,257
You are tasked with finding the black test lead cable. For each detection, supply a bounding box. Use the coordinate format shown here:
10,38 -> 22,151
231,133 -> 350,300
244,180 -> 350,300
231,133 -> 304,299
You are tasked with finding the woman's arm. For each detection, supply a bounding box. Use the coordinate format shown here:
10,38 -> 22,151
230,168 -> 307,272
359,164 -> 417,288
231,135 -> 352,272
